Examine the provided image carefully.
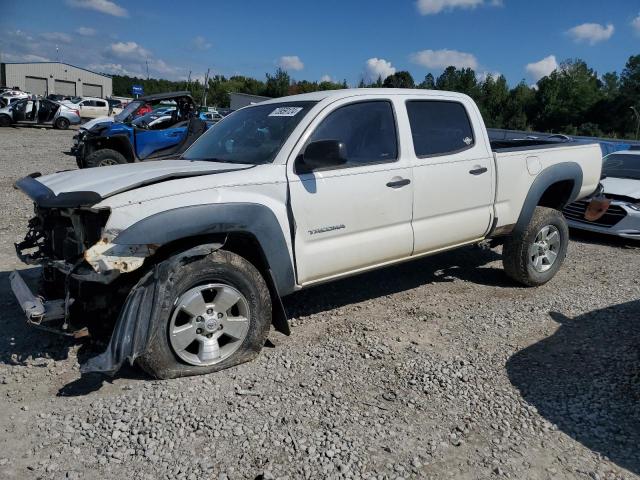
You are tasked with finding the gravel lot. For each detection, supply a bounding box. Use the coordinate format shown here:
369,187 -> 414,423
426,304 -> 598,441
0,126 -> 638,480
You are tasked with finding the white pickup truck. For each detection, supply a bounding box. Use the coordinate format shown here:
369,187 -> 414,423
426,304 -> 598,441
10,89 -> 602,379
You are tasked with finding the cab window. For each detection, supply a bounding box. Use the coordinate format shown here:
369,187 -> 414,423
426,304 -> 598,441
307,100 -> 398,167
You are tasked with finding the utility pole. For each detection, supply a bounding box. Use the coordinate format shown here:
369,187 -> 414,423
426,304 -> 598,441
631,106 -> 640,140
145,59 -> 150,80
202,68 -> 210,107
187,70 -> 191,91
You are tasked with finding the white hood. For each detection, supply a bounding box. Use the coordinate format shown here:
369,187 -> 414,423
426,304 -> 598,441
37,160 -> 253,199
79,116 -> 114,131
602,177 -> 640,200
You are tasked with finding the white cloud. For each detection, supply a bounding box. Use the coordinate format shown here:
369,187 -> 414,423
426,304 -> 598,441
192,36 -> 212,51
320,74 -> 333,83
40,32 -> 72,44
567,23 -> 614,45
3,52 -> 51,63
363,57 -> 396,82
410,49 -> 479,69
477,70 -> 501,82
88,62 -> 139,76
76,26 -> 96,36
66,0 -> 128,17
416,0 -> 501,15
106,41 -> 151,61
632,14 -> 640,34
525,55 -> 558,82
278,55 -> 304,71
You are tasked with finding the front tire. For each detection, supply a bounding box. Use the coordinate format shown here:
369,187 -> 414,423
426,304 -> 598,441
0,115 -> 11,127
54,117 -> 70,130
84,148 -> 128,168
502,206 -> 569,287
137,249 -> 272,379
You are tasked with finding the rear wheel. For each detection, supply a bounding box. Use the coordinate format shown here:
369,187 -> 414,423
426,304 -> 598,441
84,148 -> 128,168
54,117 -> 70,130
137,249 -> 272,379
0,115 -> 11,127
502,206 -> 569,286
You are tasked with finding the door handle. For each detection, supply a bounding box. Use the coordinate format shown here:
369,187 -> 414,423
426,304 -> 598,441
469,166 -> 488,175
386,178 -> 411,188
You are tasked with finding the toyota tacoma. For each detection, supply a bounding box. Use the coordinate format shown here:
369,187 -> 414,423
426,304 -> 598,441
10,89 -> 602,379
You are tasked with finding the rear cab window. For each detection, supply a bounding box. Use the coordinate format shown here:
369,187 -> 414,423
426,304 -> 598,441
406,100 -> 475,157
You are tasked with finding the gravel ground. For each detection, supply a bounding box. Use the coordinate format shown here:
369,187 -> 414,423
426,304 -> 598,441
0,126 -> 638,480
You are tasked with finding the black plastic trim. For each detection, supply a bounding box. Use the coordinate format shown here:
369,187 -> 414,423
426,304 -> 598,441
514,162 -> 583,234
114,203 -> 296,295
14,175 -> 102,208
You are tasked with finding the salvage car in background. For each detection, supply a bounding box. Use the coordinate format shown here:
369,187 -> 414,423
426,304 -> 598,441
564,149 -> 640,239
73,91 -> 208,168
0,97 -> 81,129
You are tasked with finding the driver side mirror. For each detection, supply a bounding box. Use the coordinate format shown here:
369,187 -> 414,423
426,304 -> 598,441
299,140 -> 348,171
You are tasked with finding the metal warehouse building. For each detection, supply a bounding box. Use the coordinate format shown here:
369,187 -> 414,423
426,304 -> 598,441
229,92 -> 271,110
0,62 -> 112,98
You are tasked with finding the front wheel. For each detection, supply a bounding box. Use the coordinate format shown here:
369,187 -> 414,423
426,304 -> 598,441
0,115 -> 11,127
84,148 -> 128,168
137,249 -> 272,379
502,206 -> 569,287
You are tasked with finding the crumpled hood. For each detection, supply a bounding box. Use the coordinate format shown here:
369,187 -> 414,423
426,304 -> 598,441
602,177 -> 640,200
36,160 -> 253,199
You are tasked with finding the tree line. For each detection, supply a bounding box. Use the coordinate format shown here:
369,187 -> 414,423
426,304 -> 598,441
110,54 -> 640,139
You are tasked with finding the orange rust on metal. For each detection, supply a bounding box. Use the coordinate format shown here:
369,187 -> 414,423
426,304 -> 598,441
72,327 -> 90,339
584,197 -> 611,222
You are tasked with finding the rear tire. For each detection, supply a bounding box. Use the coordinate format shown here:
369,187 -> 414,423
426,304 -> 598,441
502,206 -> 569,287
84,148 -> 128,168
0,115 -> 11,127
54,117 -> 70,130
137,249 -> 272,379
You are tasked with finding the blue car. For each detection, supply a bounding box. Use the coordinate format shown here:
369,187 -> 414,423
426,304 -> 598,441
74,92 -> 210,168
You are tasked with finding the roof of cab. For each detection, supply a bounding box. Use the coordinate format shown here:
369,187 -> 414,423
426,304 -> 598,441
259,88 -> 470,105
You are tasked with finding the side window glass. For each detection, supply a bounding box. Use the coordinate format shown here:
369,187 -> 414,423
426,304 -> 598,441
406,100 -> 475,157
308,101 -> 397,166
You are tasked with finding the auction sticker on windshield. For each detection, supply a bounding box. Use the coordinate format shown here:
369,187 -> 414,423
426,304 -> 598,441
269,107 -> 304,117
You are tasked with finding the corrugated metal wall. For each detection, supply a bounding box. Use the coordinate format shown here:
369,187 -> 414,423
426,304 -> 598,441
2,63 -> 112,97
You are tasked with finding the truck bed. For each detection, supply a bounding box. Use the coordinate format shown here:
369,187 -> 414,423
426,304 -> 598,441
490,138 -> 588,153
491,141 -> 603,230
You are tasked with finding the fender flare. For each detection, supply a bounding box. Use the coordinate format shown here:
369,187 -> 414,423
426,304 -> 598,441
84,133 -> 137,162
514,162 -> 583,234
113,203 -> 297,296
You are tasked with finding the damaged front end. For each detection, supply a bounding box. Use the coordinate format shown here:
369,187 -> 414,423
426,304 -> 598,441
11,177 -> 157,353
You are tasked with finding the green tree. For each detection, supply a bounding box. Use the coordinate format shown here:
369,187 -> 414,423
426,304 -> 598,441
418,73 -> 436,89
382,71 -> 415,88
264,68 -> 291,98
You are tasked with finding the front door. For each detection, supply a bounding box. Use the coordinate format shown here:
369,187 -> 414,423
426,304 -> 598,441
134,125 -> 187,159
288,98 -> 414,284
406,98 -> 494,253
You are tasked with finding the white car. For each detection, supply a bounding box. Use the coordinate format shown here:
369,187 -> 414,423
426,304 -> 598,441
10,88 -> 602,379
63,96 -> 110,119
564,149 -> 640,239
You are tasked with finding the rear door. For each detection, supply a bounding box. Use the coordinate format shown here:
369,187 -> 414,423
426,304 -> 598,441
406,97 -> 494,253
288,97 -> 414,284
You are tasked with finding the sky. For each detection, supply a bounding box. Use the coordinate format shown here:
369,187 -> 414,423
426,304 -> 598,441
1,0 -> 639,87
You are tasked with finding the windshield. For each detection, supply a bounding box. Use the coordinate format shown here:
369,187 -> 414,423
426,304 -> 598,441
182,101 -> 317,164
603,153 -> 640,180
114,100 -> 143,122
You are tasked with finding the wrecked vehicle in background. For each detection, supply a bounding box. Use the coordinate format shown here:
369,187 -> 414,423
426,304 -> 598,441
563,149 -> 640,239
0,96 -> 81,129
72,91 -> 208,168
10,89 -> 602,380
